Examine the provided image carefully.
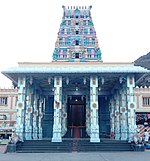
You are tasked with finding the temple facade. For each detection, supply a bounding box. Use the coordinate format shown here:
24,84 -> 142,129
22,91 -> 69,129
2,6 -> 150,142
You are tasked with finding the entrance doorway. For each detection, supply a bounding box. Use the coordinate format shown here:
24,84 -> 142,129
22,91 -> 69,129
67,96 -> 86,138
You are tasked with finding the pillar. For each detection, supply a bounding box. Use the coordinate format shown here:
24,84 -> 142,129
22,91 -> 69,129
114,90 -> 120,140
33,90 -> 39,139
110,97 -> 115,138
86,95 -> 91,136
30,88 -> 34,139
120,86 -> 128,140
16,76 -> 26,141
25,86 -> 33,140
52,76 -> 62,142
61,95 -> 67,137
127,75 -> 136,141
38,95 -> 43,139
90,76 -> 100,142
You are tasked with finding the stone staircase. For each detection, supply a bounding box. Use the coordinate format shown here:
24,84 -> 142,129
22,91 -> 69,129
77,139 -> 134,152
72,140 -> 78,152
16,140 -> 73,153
15,139 -> 134,153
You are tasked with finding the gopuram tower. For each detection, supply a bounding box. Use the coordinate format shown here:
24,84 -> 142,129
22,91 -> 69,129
53,6 -> 102,62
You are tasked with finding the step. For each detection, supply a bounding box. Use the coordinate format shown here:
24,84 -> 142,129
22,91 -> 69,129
15,139 -> 133,153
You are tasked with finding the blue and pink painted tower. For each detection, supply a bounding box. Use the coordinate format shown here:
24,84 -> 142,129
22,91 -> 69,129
53,6 -> 101,62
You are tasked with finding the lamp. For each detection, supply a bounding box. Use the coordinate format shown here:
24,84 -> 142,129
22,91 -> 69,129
30,76 -> 33,85
66,77 -> 69,85
83,77 -> 86,85
48,77 -> 51,84
75,87 -> 78,91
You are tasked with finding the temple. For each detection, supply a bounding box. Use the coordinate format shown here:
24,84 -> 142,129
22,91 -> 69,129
2,6 -> 150,143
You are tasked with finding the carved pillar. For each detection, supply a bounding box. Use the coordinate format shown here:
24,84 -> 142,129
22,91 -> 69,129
37,95 -> 40,139
33,91 -> 39,139
38,95 -> 43,139
86,95 -> 91,136
120,86 -> 128,140
61,95 -> 67,137
40,96 -> 46,138
90,76 -> 100,142
25,85 -> 33,140
114,90 -> 120,140
110,96 -> 115,138
52,76 -> 62,142
114,93 -> 117,138
16,76 -> 26,141
127,75 -> 136,141
30,88 -> 34,139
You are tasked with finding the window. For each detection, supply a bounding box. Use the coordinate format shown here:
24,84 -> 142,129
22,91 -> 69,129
76,22 -> 79,25
143,97 -> 150,106
75,40 -> 79,45
61,29 -> 64,34
0,114 -> 7,120
75,53 -> 79,58
9,121 -> 14,127
3,115 -> 7,120
136,113 -> 150,125
76,15 -> 79,18
76,31 -> 79,35
0,97 -> 7,105
90,29 -> 93,34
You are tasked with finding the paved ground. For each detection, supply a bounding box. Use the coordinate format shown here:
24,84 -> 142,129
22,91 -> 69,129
0,151 -> 150,161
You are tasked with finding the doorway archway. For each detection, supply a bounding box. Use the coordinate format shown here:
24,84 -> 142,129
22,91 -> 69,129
67,96 -> 86,138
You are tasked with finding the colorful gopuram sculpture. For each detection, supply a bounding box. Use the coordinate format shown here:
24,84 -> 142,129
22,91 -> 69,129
53,6 -> 101,62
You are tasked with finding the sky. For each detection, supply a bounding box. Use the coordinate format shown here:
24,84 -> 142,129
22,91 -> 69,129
0,0 -> 150,88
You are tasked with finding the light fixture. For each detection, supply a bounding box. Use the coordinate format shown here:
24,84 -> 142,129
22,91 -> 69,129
66,77 -> 69,85
75,87 -> 78,91
98,87 -> 101,91
30,76 -> 33,85
48,77 -> 51,84
101,77 -> 104,85
83,77 -> 86,85
75,99 -> 78,102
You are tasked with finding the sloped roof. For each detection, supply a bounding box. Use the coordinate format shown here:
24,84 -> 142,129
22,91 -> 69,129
2,62 -> 150,74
